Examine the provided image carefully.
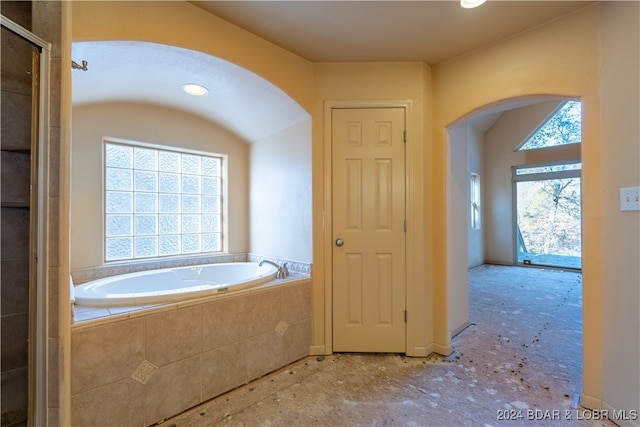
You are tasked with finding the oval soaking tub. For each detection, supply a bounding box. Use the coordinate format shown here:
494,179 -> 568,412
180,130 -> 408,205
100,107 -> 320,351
73,262 -> 278,307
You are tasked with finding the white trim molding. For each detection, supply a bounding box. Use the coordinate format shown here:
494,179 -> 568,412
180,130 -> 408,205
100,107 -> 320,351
323,99 -> 428,357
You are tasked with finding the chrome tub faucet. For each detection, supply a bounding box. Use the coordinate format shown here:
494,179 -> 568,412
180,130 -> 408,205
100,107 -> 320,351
258,259 -> 289,279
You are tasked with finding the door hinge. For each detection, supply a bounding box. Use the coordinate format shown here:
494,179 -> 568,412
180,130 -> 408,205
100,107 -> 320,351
404,220 -> 407,233
403,130 -> 407,143
404,310 -> 407,322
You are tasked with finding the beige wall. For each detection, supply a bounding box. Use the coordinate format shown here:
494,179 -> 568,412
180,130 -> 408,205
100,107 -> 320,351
599,1 -> 640,416
71,102 -> 250,269
432,3 -> 603,405
312,62 -> 432,356
250,120 -> 313,263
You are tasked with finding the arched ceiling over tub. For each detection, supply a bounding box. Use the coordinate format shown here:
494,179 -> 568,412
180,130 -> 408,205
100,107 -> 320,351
71,41 -> 310,143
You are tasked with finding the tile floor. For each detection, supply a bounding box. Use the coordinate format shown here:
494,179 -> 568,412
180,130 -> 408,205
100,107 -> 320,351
160,265 -> 615,427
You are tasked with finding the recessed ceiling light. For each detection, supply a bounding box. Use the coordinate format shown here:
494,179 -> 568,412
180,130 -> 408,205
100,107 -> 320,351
460,0 -> 487,9
182,83 -> 208,96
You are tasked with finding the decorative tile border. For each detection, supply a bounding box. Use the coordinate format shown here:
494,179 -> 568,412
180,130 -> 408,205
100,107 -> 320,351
247,253 -> 312,275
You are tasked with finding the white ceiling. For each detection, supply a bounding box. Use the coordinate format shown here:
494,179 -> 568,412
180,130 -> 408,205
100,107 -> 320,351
192,1 -> 595,64
71,1 -> 594,142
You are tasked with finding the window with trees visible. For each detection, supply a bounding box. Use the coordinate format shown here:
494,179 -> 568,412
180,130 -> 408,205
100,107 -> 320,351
470,173 -> 481,230
514,162 -> 582,268
104,140 -> 225,262
517,100 -> 581,151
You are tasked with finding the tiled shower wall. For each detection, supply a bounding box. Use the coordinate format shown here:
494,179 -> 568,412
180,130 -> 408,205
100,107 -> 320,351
71,278 -> 311,426
1,3 -> 33,423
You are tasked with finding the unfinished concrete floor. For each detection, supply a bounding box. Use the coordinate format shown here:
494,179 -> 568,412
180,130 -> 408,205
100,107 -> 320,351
160,265 -> 613,427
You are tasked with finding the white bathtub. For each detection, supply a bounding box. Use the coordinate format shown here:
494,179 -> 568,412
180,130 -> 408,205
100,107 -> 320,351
73,262 -> 278,307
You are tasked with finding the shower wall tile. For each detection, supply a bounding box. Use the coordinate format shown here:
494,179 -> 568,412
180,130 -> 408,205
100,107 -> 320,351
0,92 -> 31,149
202,296 -> 247,351
71,378 -> 145,427
0,0 -> 32,30
1,259 -> 29,315
32,2 -> 63,64
145,305 -> 202,367
47,196 -> 60,267
1,151 -> 31,205
48,124 -> 61,197
48,60 -> 62,133
0,207 -> 30,260
0,51 -> 32,99
144,354 -> 201,426
1,368 -> 28,424
47,408 -> 59,427
71,318 -> 144,394
1,313 -> 29,371
202,340 -> 248,400
48,268 -> 60,337
47,337 -> 60,409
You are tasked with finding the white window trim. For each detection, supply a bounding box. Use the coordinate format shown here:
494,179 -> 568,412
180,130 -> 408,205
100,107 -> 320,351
470,173 -> 481,230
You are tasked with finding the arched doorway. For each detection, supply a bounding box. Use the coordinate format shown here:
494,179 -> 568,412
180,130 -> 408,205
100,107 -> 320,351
445,95 -> 585,402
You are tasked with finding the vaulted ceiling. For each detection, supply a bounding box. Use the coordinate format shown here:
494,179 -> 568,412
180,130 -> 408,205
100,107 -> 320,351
72,1 -> 594,142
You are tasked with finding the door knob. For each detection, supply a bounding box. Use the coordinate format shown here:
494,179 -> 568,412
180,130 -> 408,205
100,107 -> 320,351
335,238 -> 344,247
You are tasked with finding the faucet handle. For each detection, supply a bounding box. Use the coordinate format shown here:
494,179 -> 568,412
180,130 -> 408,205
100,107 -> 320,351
281,262 -> 289,278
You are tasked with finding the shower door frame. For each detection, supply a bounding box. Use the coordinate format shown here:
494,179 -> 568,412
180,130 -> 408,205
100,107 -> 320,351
1,15 -> 51,426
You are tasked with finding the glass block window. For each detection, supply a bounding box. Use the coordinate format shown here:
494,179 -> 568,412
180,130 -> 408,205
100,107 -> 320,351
104,140 -> 224,261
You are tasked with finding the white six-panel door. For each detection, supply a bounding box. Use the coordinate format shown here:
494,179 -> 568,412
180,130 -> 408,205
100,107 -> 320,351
332,107 -> 406,352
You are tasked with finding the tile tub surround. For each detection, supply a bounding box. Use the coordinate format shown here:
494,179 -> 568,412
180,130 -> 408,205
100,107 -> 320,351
70,278 -> 311,427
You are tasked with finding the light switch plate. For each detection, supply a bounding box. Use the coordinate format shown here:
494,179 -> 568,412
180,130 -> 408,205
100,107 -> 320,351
620,187 -> 640,211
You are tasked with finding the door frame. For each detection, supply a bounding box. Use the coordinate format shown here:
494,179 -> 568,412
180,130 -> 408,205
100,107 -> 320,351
324,99 -> 425,356
1,14 -> 51,426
